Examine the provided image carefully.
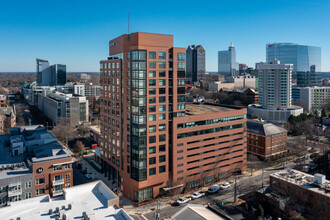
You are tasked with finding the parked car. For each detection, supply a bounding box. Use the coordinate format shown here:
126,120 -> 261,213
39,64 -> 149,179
220,182 -> 231,190
190,192 -> 205,199
176,197 -> 191,205
85,174 -> 92,179
75,163 -> 82,169
82,168 -> 87,174
208,184 -> 220,194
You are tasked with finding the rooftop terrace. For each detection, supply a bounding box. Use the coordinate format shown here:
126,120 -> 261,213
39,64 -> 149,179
185,103 -> 231,115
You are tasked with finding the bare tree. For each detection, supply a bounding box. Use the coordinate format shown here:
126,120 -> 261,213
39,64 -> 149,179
73,140 -> 85,156
51,118 -> 77,144
247,154 -> 263,176
77,124 -> 89,137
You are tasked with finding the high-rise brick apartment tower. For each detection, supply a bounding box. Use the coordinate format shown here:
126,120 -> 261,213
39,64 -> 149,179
100,32 -> 247,204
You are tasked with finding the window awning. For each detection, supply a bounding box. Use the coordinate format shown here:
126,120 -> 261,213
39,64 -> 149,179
53,160 -> 75,167
162,184 -> 183,191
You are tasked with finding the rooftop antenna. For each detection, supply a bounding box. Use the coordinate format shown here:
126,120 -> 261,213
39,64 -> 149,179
128,11 -> 130,34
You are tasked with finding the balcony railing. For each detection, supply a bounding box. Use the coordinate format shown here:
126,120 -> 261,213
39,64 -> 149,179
53,179 -> 64,186
53,190 -> 63,197
8,189 -> 22,197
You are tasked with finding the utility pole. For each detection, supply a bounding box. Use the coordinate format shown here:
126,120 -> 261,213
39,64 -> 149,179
155,199 -> 160,220
234,169 -> 237,203
261,164 -> 265,189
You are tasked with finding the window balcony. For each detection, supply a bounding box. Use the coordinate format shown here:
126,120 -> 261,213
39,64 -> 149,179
53,190 -> 64,197
53,179 -> 64,186
8,188 -> 22,197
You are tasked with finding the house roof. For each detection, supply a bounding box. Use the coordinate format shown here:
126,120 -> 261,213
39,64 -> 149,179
247,120 -> 287,136
171,205 -> 225,220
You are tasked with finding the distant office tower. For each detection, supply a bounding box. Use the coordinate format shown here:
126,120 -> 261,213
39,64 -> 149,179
185,45 -> 205,84
36,59 -> 49,85
266,43 -> 321,86
256,59 -> 293,108
218,42 -> 239,77
36,59 -> 66,86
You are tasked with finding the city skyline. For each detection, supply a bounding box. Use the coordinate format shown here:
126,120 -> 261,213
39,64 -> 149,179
1,0 -> 330,72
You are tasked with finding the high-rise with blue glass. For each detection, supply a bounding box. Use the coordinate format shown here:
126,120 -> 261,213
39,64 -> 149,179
218,42 -> 239,77
266,43 -> 321,86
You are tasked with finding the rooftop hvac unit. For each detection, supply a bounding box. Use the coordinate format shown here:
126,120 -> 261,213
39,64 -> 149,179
314,173 -> 325,185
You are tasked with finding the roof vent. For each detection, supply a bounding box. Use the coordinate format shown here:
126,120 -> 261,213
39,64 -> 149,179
314,173 -> 325,184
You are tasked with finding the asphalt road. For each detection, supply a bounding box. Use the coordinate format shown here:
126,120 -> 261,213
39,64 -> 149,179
141,167 -> 290,220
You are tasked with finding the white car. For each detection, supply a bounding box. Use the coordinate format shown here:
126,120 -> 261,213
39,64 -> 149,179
85,174 -> 92,179
176,197 -> 191,205
220,182 -> 231,189
190,192 -> 205,200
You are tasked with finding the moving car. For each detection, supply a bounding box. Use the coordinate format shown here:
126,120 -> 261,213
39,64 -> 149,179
85,174 -> 92,179
176,197 -> 191,205
220,182 -> 231,190
190,192 -> 205,199
208,184 -> 220,194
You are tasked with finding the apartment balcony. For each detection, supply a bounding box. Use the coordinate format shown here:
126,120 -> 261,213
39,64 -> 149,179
53,179 -> 64,186
8,189 -> 22,197
53,190 -> 64,197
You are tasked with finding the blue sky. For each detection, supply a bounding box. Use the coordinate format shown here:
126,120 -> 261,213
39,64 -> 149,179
0,0 -> 329,72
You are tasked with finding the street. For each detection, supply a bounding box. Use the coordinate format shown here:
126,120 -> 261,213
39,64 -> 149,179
139,167 -> 288,220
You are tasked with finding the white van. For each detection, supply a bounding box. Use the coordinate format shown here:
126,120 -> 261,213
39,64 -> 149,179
208,184 -> 220,194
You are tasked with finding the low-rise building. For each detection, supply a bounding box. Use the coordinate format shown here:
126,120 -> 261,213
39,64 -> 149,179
38,91 -> 89,126
0,125 -> 73,206
171,204 -> 226,220
269,169 -> 330,219
232,75 -> 256,89
0,107 -> 16,134
0,180 -> 133,220
247,120 -> 287,160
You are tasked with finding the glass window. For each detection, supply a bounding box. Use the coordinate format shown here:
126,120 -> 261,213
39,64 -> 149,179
177,87 -> 185,94
149,147 -> 156,154
149,114 -> 156,121
159,113 -> 166,120
149,136 -> 156,144
159,79 -> 166,86
177,96 -> 185,102
149,51 -> 156,59
159,71 -> 166,77
159,144 -> 166,152
177,103 -> 185,110
159,134 -> 166,142
159,88 -> 166,94
149,71 -> 156,77
149,88 -> 156,95
149,106 -> 156,113
178,79 -> 185,86
149,125 -> 156,133
177,53 -> 185,61
149,157 -> 156,165
36,178 -> 45,185
159,52 -> 166,59
159,124 -> 166,131
36,189 -> 45,196
159,105 -> 166,112
149,79 -> 156,86
26,192 -> 32,199
65,173 -> 71,181
149,168 -> 156,176
159,155 -> 166,163
132,51 -> 139,60
139,51 -> 146,60
159,165 -> 166,173
159,62 -> 166,69
149,97 -> 156,104
149,62 -> 156,69
159,96 -> 166,103
25,181 -> 32,189
177,63 -> 185,70
127,52 -> 130,59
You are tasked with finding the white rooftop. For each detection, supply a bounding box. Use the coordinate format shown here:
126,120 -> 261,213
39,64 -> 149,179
0,181 -> 133,220
271,169 -> 330,198
171,204 -> 225,220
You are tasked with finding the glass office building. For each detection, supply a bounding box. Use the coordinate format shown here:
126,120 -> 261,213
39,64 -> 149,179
266,43 -> 321,72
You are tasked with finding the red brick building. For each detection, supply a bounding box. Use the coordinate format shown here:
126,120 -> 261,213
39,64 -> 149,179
99,32 -> 247,203
247,120 -> 287,160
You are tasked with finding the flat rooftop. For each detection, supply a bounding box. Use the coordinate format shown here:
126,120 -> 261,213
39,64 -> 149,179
271,169 -> 330,198
0,181 -> 133,220
185,103 -> 231,115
